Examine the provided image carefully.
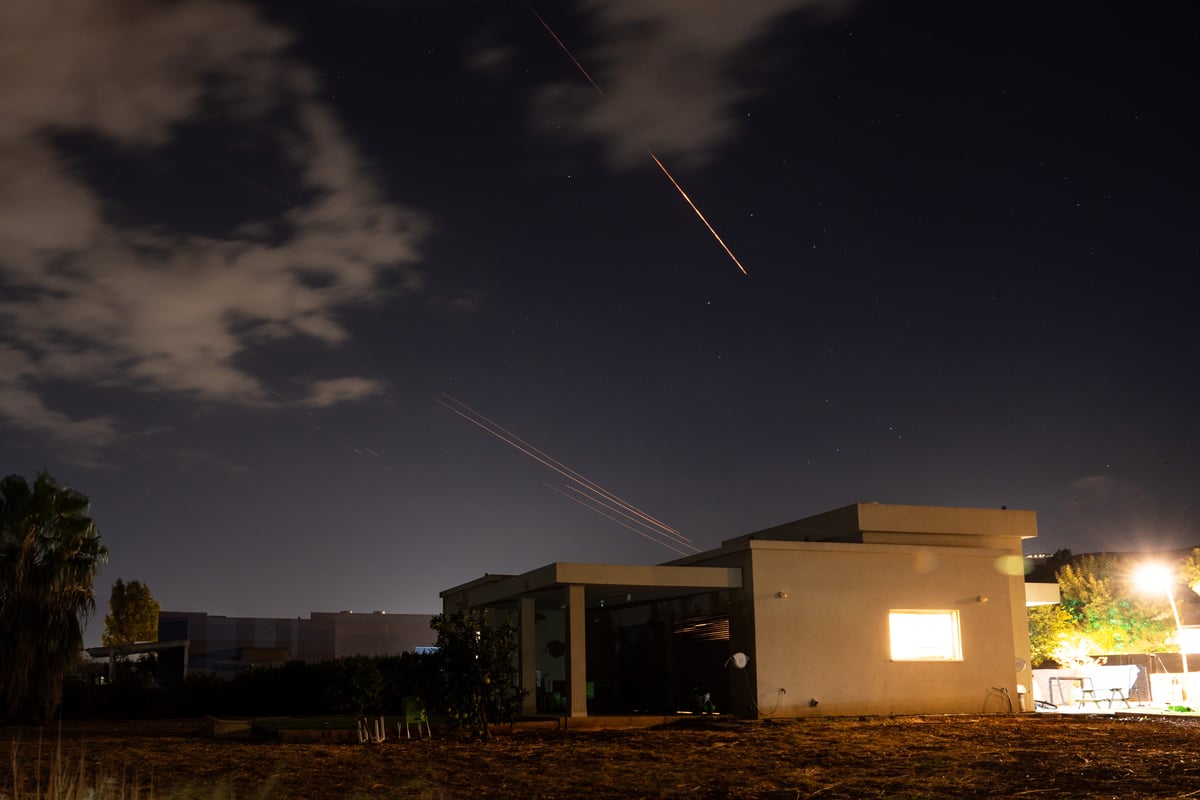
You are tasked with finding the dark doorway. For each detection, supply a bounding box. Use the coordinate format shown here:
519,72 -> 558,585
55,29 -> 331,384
672,614 -> 731,713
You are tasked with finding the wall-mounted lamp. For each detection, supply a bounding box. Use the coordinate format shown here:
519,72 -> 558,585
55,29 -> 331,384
777,591 -> 789,599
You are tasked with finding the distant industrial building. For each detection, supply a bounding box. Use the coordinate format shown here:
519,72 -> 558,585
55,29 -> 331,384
154,610 -> 435,678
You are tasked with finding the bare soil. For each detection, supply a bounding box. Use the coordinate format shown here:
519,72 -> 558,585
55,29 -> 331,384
6,714 -> 1200,799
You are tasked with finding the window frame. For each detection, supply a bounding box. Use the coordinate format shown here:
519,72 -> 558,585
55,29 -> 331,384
888,609 -> 964,662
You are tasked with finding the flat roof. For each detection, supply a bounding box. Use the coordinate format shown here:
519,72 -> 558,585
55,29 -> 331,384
442,503 -> 1038,607
441,562 -> 742,609
724,502 -> 1038,547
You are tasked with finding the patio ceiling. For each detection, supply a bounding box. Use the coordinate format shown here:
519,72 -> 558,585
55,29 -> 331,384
444,562 -> 742,611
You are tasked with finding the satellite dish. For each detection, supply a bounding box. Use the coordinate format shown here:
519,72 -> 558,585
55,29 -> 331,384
727,652 -> 749,669
1014,657 -> 1028,672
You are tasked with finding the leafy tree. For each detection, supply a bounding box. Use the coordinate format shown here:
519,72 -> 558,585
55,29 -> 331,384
0,472 -> 107,720
1056,554 -> 1172,655
1182,548 -> 1200,599
427,610 -> 523,739
1026,604 -> 1077,667
102,578 -> 160,647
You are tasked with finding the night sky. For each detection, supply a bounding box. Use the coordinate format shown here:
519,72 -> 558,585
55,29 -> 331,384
2,0 -> 1197,643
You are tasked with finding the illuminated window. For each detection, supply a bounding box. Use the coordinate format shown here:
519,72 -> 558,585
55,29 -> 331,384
889,610 -> 963,661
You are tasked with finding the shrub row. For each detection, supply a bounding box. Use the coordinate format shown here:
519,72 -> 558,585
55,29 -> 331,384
63,652 -> 432,719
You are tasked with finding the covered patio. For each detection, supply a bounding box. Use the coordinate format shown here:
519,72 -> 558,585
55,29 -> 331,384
441,562 -> 742,718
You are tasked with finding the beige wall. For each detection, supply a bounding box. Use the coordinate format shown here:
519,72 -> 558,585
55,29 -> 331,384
737,540 -> 1027,716
440,504 -> 1038,718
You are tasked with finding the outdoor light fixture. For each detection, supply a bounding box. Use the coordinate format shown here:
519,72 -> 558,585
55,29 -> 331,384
777,591 -> 789,599
1134,563 -> 1190,683
725,652 -> 749,669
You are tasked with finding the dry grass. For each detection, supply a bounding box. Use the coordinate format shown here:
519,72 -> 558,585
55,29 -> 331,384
6,714 -> 1200,799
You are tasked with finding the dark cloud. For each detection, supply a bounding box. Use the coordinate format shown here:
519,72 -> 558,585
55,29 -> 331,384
0,0 -> 430,459
533,0 -> 852,168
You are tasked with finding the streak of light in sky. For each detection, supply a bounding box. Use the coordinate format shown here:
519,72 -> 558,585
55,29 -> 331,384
525,3 -> 748,276
560,482 -> 699,554
437,394 -> 696,554
544,483 -> 692,556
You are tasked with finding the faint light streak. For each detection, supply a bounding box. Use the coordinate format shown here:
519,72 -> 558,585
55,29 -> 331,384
437,393 -> 699,554
440,394 -> 689,542
454,492 -> 498,520
267,387 -> 389,466
525,3 -> 748,276
180,140 -> 303,212
526,2 -> 604,97
562,482 -> 696,552
544,484 -> 690,556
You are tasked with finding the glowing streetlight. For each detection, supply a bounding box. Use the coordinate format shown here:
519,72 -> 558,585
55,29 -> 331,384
1134,563 -> 1189,680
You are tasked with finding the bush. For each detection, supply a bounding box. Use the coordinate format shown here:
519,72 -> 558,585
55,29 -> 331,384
426,611 -> 524,738
325,656 -> 384,715
61,653 -> 438,719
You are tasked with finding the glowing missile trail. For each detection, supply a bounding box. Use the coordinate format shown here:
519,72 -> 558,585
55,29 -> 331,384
545,484 -> 691,556
525,3 -> 749,276
437,394 -> 693,550
561,482 -> 696,552
438,399 -> 691,555
440,394 -> 691,544
644,149 -> 748,275
527,3 -> 605,97
437,394 -> 698,554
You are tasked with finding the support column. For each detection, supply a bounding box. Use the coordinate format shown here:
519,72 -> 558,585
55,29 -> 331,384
519,596 -> 537,715
565,584 -> 588,717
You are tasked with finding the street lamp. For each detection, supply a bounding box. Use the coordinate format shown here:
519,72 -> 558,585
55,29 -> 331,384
1134,563 -> 1189,689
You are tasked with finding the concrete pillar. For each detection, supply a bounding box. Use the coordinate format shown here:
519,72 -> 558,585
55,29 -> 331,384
565,584 -> 588,717
519,596 -> 537,715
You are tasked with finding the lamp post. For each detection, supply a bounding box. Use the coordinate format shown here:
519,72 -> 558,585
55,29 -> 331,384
1135,564 -> 1189,700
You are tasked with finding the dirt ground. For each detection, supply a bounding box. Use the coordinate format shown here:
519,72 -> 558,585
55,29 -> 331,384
6,714 -> 1200,799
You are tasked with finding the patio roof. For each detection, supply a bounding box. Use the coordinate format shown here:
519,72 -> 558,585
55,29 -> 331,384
441,562 -> 742,610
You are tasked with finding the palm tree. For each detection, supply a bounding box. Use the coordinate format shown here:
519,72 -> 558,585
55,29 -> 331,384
0,472 -> 107,721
